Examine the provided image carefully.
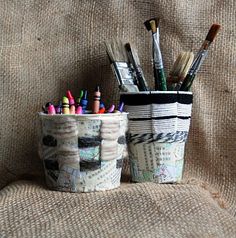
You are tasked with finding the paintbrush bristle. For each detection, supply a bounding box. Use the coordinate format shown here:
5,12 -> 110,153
105,39 -> 128,62
169,52 -> 185,78
144,18 -> 160,31
125,43 -> 131,52
168,51 -> 194,83
132,48 -> 141,66
104,41 -> 114,61
179,52 -> 194,79
205,23 -> 221,42
149,20 -> 157,33
126,43 -> 141,66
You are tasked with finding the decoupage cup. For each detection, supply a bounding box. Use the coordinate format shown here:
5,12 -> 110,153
120,91 -> 193,183
38,112 -> 128,192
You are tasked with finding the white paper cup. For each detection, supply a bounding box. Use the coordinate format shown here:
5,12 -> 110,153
38,112 -> 128,192
120,91 -> 193,183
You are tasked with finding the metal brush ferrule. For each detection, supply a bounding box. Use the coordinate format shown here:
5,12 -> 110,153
188,49 -> 208,76
153,32 -> 164,69
111,62 -> 135,85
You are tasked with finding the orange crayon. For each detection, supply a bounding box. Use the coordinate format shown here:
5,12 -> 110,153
98,107 -> 105,114
70,105 -> 75,114
92,86 -> 101,114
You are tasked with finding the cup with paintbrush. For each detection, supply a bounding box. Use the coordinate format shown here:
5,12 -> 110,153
111,22 -> 220,183
105,36 -> 192,183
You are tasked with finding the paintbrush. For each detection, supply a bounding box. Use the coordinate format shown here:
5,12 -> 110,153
144,18 -> 167,91
105,39 -> 139,92
167,51 -> 194,90
180,23 -> 221,91
125,43 -> 149,91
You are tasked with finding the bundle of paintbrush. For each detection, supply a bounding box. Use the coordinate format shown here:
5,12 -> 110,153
167,51 -> 194,90
105,23 -> 220,92
105,39 -> 149,92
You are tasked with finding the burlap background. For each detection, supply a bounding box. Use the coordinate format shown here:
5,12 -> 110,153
0,0 -> 235,237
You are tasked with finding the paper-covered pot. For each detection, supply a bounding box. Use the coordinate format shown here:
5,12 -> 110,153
120,91 -> 193,183
38,112 -> 128,192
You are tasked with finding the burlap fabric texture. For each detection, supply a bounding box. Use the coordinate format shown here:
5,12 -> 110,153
0,0 -> 235,237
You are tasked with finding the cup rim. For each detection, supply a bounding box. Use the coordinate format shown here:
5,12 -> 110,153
120,91 -> 193,95
38,112 -> 128,118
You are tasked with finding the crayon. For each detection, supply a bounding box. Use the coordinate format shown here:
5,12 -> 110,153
55,101 -> 62,114
100,102 -> 105,109
76,90 -> 84,105
48,104 -> 56,115
75,106 -> 83,114
62,96 -> 70,114
66,90 -> 75,106
107,104 -> 115,113
70,105 -> 75,114
98,107 -> 105,114
98,101 -> 105,113
67,90 -> 76,114
118,102 -> 124,112
42,102 -> 52,114
92,86 -> 101,114
80,90 -> 88,112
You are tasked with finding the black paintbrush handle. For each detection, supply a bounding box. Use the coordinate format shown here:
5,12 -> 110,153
136,68 -> 148,91
180,74 -> 196,91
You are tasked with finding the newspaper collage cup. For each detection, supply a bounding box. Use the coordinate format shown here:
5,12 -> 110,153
38,113 -> 128,192
120,91 -> 193,183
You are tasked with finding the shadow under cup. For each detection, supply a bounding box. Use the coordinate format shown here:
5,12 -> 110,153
120,91 -> 193,183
